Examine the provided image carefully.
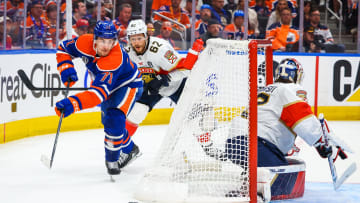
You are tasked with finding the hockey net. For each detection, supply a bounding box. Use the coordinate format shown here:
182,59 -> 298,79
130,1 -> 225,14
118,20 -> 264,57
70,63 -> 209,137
135,39 -> 273,203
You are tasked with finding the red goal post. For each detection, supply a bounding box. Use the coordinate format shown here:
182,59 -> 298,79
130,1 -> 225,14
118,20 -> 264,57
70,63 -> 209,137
135,39 -> 273,203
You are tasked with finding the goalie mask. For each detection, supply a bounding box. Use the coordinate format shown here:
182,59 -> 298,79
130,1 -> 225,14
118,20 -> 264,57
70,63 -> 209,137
275,58 -> 304,84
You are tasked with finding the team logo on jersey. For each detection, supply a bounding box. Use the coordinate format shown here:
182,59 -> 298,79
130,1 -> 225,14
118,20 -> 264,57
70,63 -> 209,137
296,90 -> 307,101
164,50 -> 177,64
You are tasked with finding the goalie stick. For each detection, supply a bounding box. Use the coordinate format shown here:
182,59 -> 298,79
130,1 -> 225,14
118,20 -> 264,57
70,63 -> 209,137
17,69 -> 88,91
318,113 -> 357,190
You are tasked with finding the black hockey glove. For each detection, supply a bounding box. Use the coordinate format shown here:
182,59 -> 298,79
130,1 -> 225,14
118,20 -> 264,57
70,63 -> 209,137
147,74 -> 170,95
314,136 -> 333,158
314,136 -> 348,162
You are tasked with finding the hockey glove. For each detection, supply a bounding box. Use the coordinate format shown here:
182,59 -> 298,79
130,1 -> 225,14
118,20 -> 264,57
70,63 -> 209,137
314,136 -> 348,162
55,96 -> 81,117
314,136 -> 333,158
147,74 -> 170,95
58,63 -> 78,87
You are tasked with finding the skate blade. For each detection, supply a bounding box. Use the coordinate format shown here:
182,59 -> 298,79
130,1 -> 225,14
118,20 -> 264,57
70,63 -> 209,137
41,154 -> 51,169
109,175 -> 116,182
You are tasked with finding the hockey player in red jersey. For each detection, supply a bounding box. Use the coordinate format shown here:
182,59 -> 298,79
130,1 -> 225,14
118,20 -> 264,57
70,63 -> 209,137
54,21 -> 143,176
123,19 -> 204,137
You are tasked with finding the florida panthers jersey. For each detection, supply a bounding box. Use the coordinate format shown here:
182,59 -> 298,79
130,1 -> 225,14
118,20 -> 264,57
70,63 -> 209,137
257,82 -> 322,154
125,36 -> 189,96
56,34 -> 142,110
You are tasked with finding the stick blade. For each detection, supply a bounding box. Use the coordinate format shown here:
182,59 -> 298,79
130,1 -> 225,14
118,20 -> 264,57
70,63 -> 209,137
334,162 -> 357,190
41,154 -> 52,169
17,69 -> 36,90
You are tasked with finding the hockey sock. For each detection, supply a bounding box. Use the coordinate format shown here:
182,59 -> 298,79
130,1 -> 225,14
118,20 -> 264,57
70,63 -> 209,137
125,120 -> 139,136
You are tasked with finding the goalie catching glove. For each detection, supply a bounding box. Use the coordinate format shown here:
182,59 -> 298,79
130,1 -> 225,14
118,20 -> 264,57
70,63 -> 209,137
314,135 -> 348,162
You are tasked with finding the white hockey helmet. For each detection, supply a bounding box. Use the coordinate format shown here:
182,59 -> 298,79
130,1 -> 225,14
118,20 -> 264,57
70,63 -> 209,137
127,19 -> 148,40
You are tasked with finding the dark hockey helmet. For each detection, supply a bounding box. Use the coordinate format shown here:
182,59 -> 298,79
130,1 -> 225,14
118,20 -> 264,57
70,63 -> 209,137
94,20 -> 118,39
274,58 -> 304,84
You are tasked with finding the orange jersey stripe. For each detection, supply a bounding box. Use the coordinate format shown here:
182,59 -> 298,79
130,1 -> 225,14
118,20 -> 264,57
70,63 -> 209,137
91,85 -> 108,100
56,53 -> 72,64
280,101 -> 313,129
104,134 -> 130,145
75,91 -> 102,109
119,88 -> 137,116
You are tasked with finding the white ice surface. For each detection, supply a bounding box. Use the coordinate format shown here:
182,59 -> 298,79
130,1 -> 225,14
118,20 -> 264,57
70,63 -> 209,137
0,121 -> 359,203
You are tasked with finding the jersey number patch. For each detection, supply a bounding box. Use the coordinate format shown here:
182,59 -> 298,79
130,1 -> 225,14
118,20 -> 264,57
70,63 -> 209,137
100,72 -> 113,85
149,41 -> 163,53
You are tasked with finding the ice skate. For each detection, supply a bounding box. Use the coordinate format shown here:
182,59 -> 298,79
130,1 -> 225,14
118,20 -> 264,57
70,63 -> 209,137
118,144 -> 141,168
105,161 -> 121,175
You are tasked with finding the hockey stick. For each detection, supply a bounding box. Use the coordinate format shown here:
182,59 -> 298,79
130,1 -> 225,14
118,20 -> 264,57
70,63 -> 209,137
17,69 -> 88,91
318,113 -> 357,190
41,82 -> 70,169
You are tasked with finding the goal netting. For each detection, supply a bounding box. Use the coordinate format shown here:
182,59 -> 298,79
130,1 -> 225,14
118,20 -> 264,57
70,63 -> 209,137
135,39 -> 273,203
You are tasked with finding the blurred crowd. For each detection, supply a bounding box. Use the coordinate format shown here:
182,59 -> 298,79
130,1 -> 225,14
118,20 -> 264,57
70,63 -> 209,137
0,0 -> 358,52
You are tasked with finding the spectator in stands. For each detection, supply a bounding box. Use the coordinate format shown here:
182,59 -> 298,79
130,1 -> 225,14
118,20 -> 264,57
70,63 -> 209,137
251,0 -> 270,16
195,4 -> 212,38
224,0 -> 237,13
86,2 -> 111,22
103,0 -> 113,19
251,0 -> 271,38
303,26 -> 321,53
72,1 -> 87,25
184,0 -> 200,23
308,7 -> 334,44
21,0 -> 52,49
210,0 -> 232,27
293,0 -> 312,27
0,16 -> 12,49
236,0 -> 260,37
1,0 -> 24,22
271,0 -> 297,18
46,2 -> 65,48
147,22 -> 155,36
306,7 -> 345,53
113,3 -> 132,45
266,0 -> 289,29
154,0 -> 191,31
151,0 -> 171,13
72,18 -> 89,38
266,7 -> 299,52
157,21 -> 181,50
224,10 -> 246,40
199,18 -> 221,46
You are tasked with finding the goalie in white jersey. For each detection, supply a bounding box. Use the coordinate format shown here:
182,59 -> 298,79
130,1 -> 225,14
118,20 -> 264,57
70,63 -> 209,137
202,58 -> 348,167
124,19 -> 203,136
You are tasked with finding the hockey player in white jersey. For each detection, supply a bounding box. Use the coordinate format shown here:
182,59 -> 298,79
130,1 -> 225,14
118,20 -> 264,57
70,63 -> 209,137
124,19 -> 204,136
203,58 -> 348,166
199,58 -> 351,201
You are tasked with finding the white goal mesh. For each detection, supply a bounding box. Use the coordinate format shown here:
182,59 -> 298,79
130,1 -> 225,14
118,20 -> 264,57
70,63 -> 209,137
135,39 -> 272,203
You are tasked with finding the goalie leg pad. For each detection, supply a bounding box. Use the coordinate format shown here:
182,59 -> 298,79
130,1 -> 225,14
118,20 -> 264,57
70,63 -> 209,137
267,158 -> 306,200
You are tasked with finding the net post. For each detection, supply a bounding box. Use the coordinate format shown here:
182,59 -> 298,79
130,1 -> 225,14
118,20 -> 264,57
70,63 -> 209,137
265,45 -> 273,85
248,40 -> 258,203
